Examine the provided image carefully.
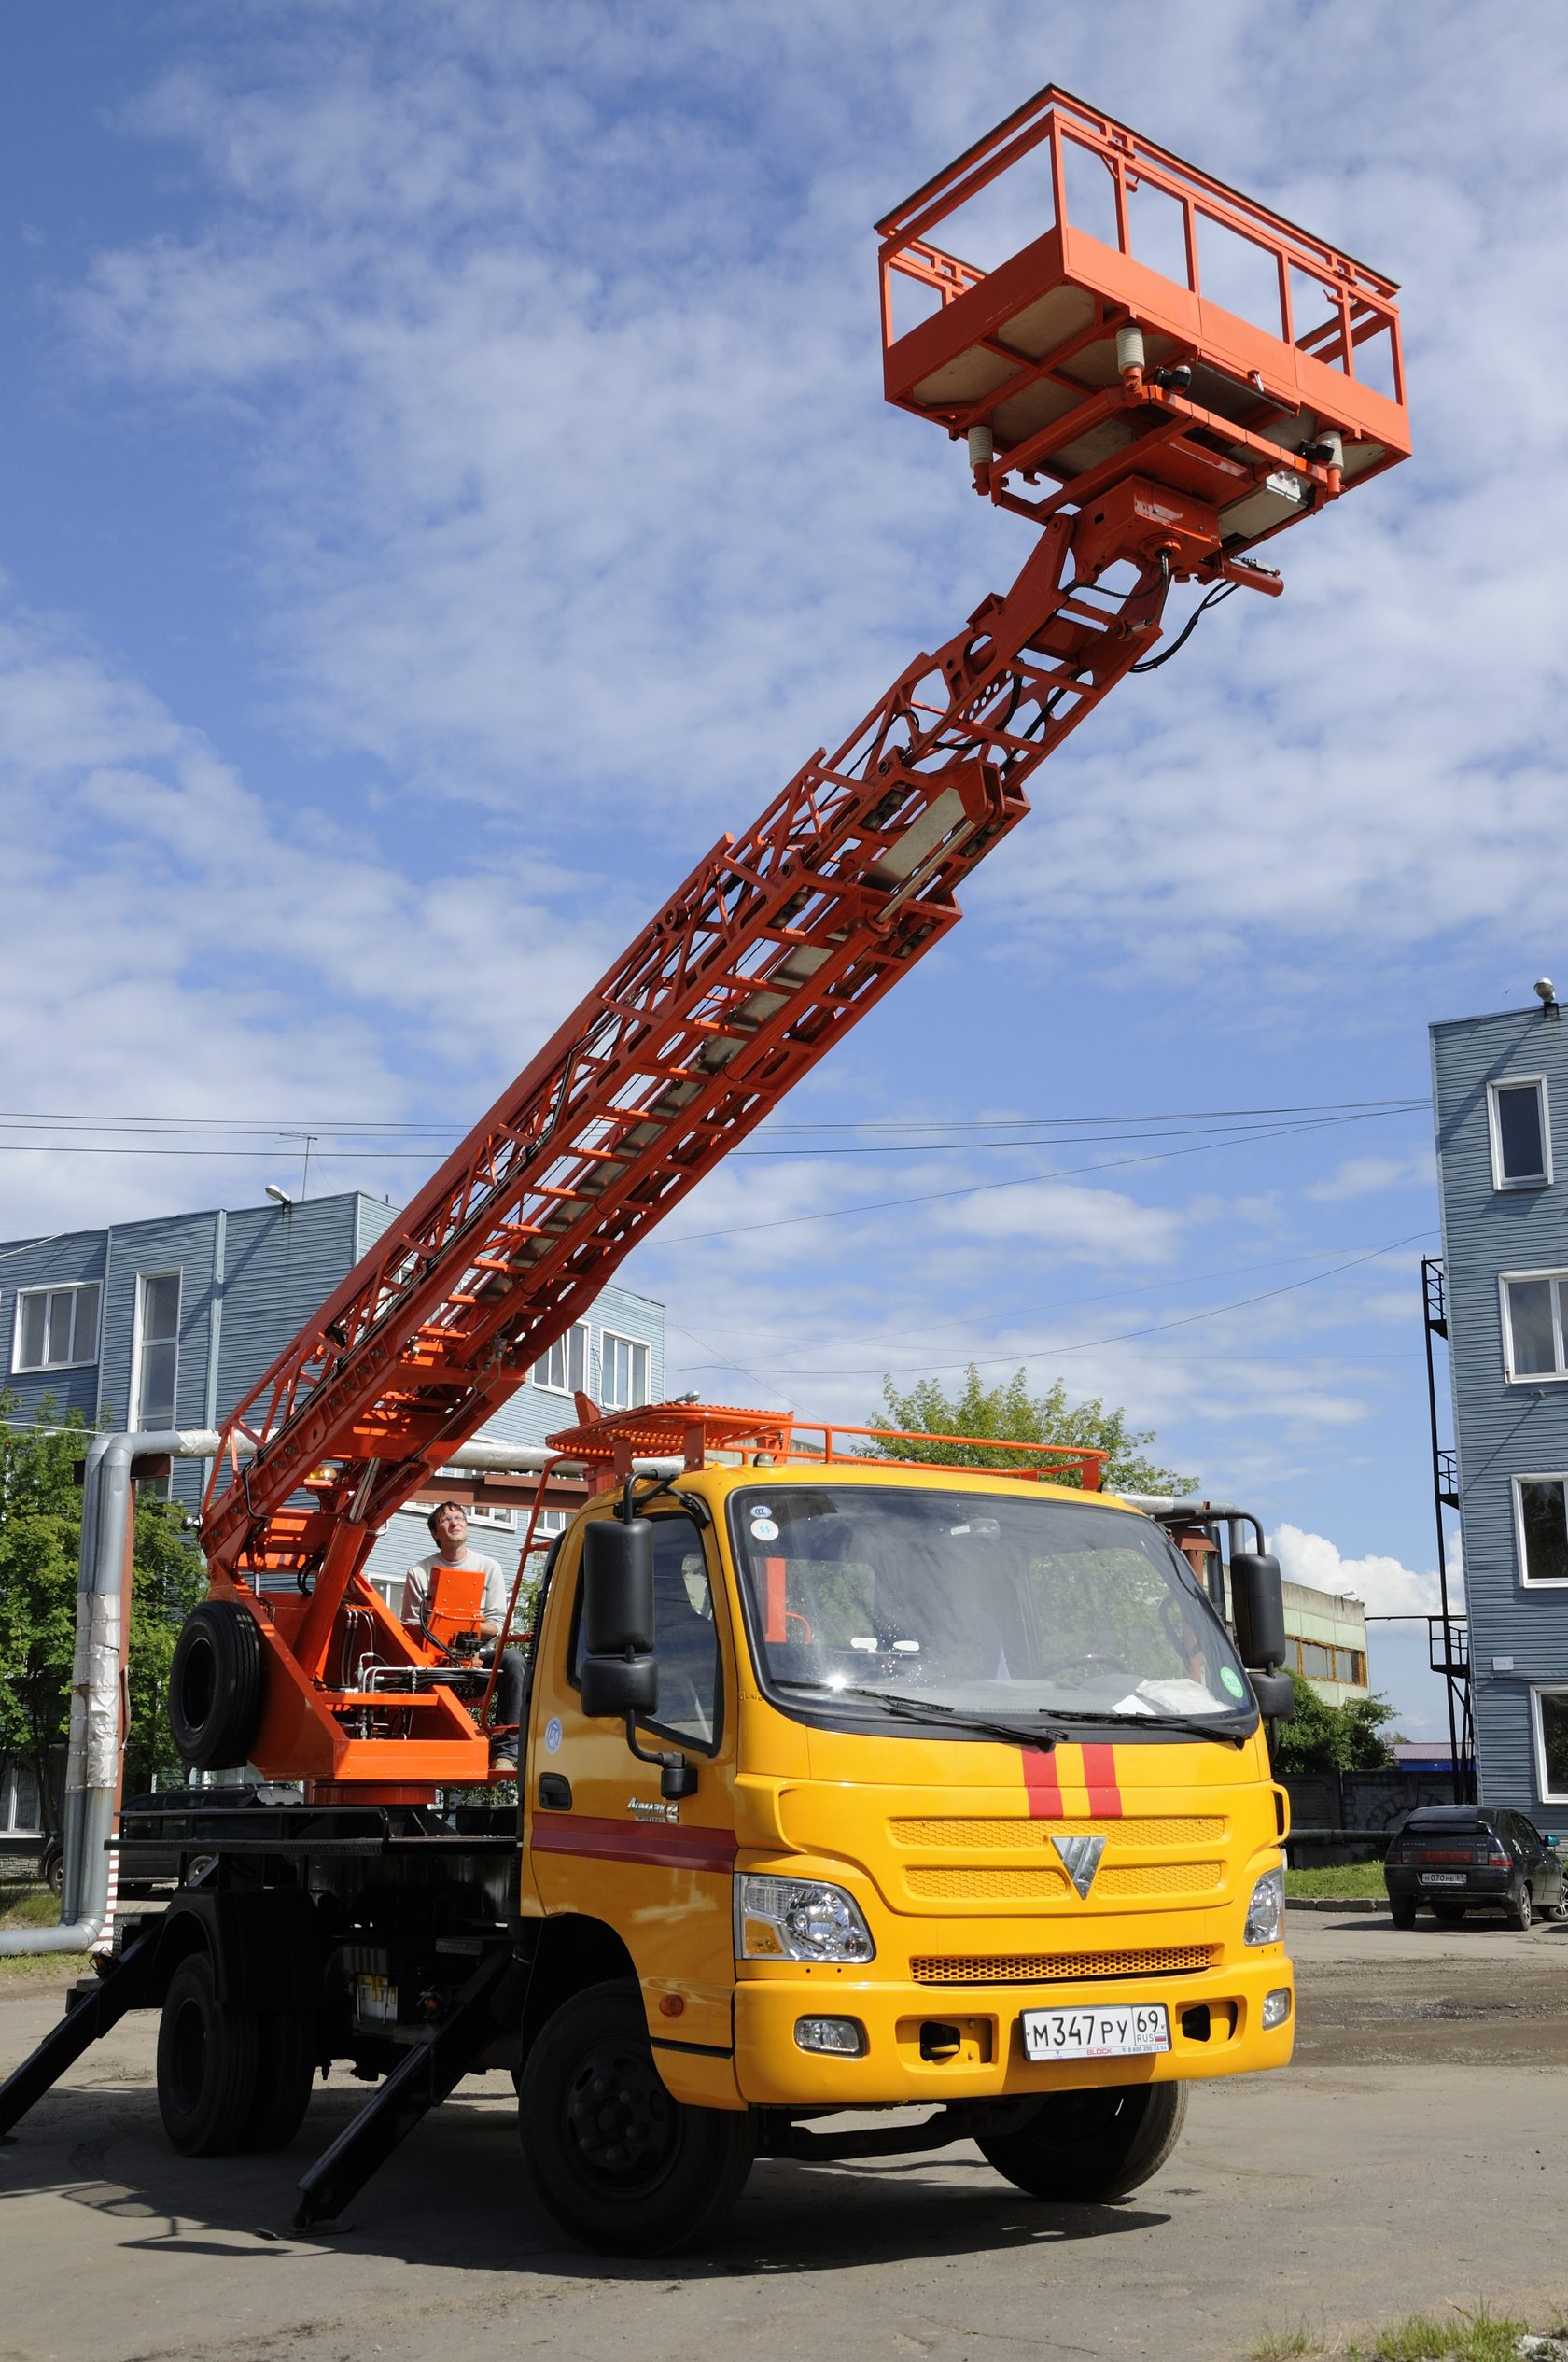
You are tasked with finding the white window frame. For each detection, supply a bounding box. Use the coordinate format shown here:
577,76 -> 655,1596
129,1270 -> 182,1428
1488,1075 -> 1551,1191
1512,1472 -> 1568,1586
1500,1268 -> 1568,1384
11,1281 -> 102,1374
1,1764 -> 44,1835
529,1321 -> 589,1397
600,1329 -> 651,1411
1530,1683 -> 1568,1803
466,1502 -> 518,1533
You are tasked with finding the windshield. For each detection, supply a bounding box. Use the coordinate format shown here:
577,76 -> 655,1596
728,1484 -> 1254,1737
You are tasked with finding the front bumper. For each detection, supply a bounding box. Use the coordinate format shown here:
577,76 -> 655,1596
732,1947 -> 1293,2107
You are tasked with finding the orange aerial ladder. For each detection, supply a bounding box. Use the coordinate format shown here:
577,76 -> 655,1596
191,86 -> 1409,1796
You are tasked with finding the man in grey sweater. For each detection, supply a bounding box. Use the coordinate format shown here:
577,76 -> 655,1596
401,1501 -> 526,1775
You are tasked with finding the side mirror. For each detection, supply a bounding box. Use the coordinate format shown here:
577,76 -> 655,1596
580,1518 -> 658,1720
1230,1550 -> 1287,1672
1248,1669 -> 1295,1722
581,1652 -> 658,1721
582,1517 -> 655,1654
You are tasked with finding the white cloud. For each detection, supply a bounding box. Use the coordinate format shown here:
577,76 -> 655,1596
1273,1521 -> 1462,1618
49,0 -> 1568,1026
0,597 -> 624,1236
1308,1150 -> 1435,1203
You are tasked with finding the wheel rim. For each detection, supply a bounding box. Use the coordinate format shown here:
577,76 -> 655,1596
559,2039 -> 679,2195
167,1992 -> 209,2116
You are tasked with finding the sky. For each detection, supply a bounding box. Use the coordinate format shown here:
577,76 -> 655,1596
3,0 -> 1565,1736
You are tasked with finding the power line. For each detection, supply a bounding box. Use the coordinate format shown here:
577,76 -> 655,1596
0,1103 -> 1428,1161
660,1236 -> 1445,1356
0,1092 -> 1431,1142
660,1230 -> 1436,1378
655,1115 -> 1435,1248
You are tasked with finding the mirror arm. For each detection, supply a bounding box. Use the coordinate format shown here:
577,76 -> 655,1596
623,1711 -> 699,1800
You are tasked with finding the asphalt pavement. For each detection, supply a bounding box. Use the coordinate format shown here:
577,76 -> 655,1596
2,1911 -> 1565,2362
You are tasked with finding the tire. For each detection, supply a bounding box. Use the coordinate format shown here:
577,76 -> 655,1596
1506,1884 -> 1533,1932
169,1600 -> 264,1771
46,1852 -> 64,1901
1389,1898 -> 1417,1930
1430,1900 -> 1466,1924
238,2011 -> 319,2152
978,2080 -> 1187,2203
518,1978 -> 754,2254
156,1952 -> 262,2155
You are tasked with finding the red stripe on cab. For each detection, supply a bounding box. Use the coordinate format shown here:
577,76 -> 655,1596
1021,1748 -> 1064,1817
529,1815 -> 739,1873
1081,1741 -> 1122,1817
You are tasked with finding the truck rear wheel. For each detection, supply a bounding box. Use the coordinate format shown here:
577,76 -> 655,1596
156,1952 -> 261,2155
518,1979 -> 754,2254
239,2011 -> 318,2152
168,1600 -> 264,1771
978,2080 -> 1186,2202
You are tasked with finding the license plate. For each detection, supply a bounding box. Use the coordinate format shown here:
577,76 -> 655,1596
1419,1872 -> 1466,1887
1021,2003 -> 1170,2061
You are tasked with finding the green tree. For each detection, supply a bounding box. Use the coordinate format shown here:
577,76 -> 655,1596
873,1365 -> 1197,1496
1271,1672 -> 1399,1773
0,1398 -> 205,1825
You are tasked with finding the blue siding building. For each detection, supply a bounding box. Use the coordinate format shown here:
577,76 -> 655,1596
1432,996 -> 1568,1827
0,1185 -> 665,1607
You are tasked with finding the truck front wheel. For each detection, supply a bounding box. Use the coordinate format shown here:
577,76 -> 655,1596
978,2080 -> 1186,2202
518,1979 -> 753,2254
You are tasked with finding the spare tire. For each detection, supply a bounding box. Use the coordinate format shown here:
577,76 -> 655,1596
169,1599 -> 264,1769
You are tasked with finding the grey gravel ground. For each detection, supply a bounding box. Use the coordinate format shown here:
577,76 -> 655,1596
2,1909 -> 1565,2362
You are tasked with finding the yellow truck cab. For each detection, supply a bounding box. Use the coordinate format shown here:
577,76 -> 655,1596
512,1413 -> 1294,2250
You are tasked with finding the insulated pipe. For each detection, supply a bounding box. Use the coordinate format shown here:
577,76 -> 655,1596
3,1427 -> 221,1958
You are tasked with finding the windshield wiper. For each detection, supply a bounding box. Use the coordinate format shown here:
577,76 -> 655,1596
1037,1704 -> 1251,1748
772,1680 -> 1060,1753
772,1681 -> 1248,1750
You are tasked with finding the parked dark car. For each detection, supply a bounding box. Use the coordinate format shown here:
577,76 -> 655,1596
1383,1804 -> 1567,1930
39,1798 -> 185,1905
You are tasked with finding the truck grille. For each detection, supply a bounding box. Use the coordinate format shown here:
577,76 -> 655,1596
910,1943 -> 1219,1986
890,1815 -> 1225,1850
906,1860 -> 1222,1903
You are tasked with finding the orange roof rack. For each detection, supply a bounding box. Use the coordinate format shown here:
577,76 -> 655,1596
547,1399 -> 1105,1493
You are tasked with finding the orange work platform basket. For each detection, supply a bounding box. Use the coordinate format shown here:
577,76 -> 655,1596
878,85 -> 1409,555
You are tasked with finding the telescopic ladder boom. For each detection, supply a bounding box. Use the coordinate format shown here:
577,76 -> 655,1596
197,85 -> 1409,1786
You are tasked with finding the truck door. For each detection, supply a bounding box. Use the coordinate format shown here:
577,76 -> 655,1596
528,1509 -> 739,2056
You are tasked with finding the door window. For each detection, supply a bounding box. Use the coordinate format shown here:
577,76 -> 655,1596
573,1513 -> 721,1750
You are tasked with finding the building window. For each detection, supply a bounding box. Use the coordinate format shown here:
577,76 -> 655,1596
601,1331 -> 650,1411
1,1764 -> 43,1835
1290,1639 -> 1365,1684
13,1282 -> 101,1373
132,1272 -> 181,1427
1489,1077 -> 1550,1189
1502,1271 -> 1568,1381
531,1323 -> 587,1395
1531,1687 -> 1568,1802
466,1503 -> 518,1533
1514,1476 -> 1568,1584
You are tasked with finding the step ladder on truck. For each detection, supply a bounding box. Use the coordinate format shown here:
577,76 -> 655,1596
0,82 -> 1409,2254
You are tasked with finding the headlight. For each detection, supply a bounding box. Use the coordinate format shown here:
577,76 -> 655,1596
735,1874 -> 875,1963
1244,1867 -> 1285,1946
